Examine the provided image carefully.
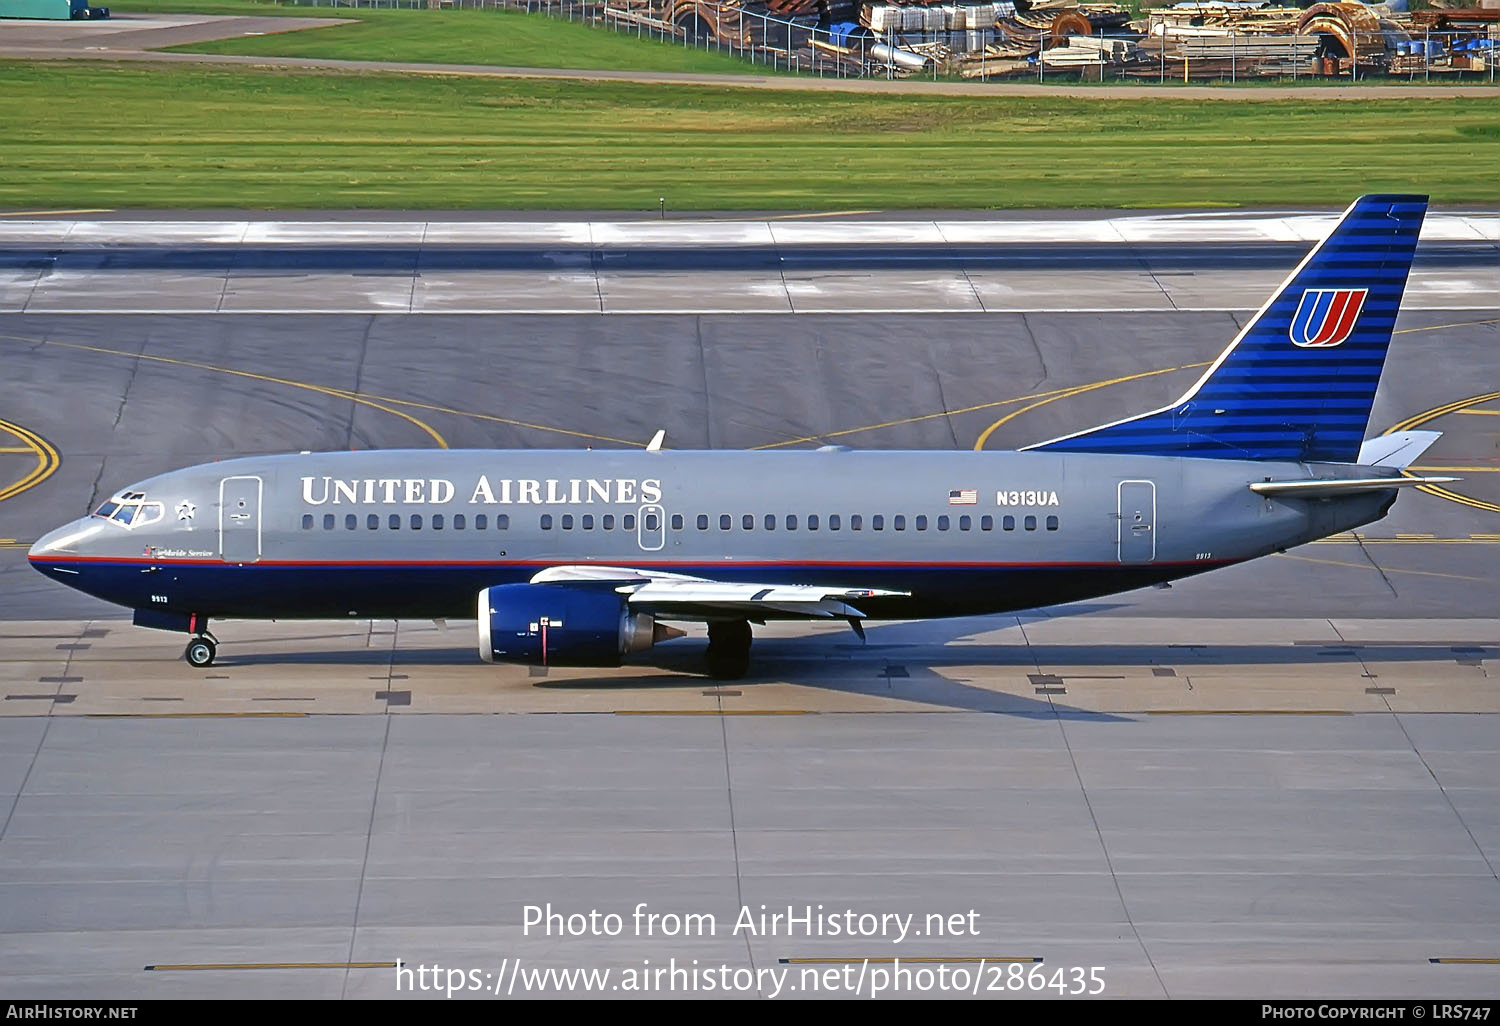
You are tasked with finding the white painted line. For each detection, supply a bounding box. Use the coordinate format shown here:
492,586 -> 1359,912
20,305 -> 1500,315
2,215 -> 1491,247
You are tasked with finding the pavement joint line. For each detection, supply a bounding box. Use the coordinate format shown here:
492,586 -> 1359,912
1429,958 -> 1500,964
614,709 -> 811,716
144,961 -> 396,971
84,711 -> 308,718
1150,710 -> 1352,715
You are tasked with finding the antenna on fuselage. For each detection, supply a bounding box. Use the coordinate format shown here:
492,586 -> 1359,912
646,429 -> 666,453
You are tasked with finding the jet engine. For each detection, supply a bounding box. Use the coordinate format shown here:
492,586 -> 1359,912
477,584 -> 683,667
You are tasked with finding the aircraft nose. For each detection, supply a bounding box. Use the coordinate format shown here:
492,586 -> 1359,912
28,518 -> 97,562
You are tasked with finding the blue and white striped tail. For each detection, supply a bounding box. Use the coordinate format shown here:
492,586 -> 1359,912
1026,194 -> 1427,463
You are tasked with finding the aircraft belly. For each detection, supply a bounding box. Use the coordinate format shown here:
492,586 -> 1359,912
60,560 -> 1229,621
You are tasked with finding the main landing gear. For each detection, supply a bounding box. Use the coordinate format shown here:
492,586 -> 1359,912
184,614 -> 218,668
705,619 -> 752,680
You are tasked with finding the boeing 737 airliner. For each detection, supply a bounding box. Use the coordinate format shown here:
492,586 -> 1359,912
28,195 -> 1453,678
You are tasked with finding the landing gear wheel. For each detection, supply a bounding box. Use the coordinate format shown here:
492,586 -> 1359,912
185,637 -> 216,668
704,619 -> 752,680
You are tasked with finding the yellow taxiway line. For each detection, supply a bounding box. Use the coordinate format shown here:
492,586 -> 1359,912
0,418 -> 60,506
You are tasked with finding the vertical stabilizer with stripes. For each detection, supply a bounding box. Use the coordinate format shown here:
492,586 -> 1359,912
1025,194 -> 1427,463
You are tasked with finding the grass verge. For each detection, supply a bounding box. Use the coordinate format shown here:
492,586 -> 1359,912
1,62 -> 1495,209
131,0 -> 768,75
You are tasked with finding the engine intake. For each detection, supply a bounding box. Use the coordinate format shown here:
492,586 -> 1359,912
477,583 -> 682,667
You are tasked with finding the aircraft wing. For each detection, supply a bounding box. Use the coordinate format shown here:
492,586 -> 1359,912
528,565 -> 908,619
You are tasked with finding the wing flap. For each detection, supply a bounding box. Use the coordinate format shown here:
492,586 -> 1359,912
528,566 -> 907,620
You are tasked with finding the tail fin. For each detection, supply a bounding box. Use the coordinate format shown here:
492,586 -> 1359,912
1026,194 -> 1427,463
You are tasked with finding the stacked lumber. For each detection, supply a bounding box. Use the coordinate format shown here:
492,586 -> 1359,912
1145,3 -> 1303,37
1039,34 -> 1135,64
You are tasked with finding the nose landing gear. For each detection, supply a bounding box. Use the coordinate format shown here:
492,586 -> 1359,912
184,635 -> 217,668
183,613 -> 217,668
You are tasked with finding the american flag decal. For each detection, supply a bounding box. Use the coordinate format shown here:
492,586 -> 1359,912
948,489 -> 978,505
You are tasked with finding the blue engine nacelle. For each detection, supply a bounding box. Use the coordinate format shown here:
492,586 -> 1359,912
477,584 -> 669,667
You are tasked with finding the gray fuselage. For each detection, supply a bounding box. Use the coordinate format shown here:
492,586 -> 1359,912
28,448 -> 1397,622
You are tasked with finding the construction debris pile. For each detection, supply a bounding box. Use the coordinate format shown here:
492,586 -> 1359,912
596,0 -> 1500,78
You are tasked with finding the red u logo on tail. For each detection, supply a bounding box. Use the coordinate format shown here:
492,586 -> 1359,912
1290,288 -> 1368,348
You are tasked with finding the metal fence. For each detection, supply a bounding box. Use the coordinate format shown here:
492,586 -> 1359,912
279,0 -> 1500,85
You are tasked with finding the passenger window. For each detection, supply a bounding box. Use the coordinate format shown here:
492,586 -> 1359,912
872,514 -> 884,531
720,514 -> 731,531
541,514 -> 553,530
411,514 -> 423,530
323,514 -> 335,530
584,515 -> 595,530
960,515 -> 972,531
389,514 -> 401,530
433,514 -> 444,530
916,515 -> 928,531
786,514 -> 797,530
497,514 -> 509,530
808,515 -> 819,530
829,515 -> 841,530
1024,515 -> 1037,531
981,515 -> 993,531
893,515 -> 905,531
698,514 -> 709,530
1003,515 -> 1015,531
367,514 -> 379,530
850,514 -> 862,531
670,514 -> 682,531
624,514 -> 636,530
938,515 -> 950,531
302,514 -> 314,530
602,514 -> 614,530
645,513 -> 659,531
454,514 -> 465,530
1046,515 -> 1059,531
742,514 -> 754,531
562,514 -> 574,530
475,514 -> 488,530
345,514 -> 357,531
764,514 -> 775,531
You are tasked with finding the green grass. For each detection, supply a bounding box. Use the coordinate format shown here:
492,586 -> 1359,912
3,62 -> 1497,209
138,1 -> 767,75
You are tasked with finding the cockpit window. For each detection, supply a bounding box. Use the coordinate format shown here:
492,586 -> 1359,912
93,496 -> 164,529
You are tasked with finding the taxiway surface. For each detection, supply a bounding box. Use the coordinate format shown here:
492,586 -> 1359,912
0,214 -> 1496,999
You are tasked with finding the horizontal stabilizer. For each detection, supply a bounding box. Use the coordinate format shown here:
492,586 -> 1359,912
1356,430 -> 1443,469
1249,475 -> 1458,498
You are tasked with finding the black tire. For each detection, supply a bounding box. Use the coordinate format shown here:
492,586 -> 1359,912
185,637 -> 216,668
705,620 -> 751,680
